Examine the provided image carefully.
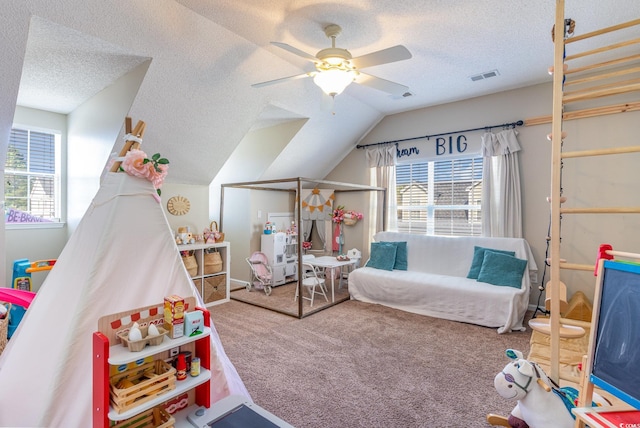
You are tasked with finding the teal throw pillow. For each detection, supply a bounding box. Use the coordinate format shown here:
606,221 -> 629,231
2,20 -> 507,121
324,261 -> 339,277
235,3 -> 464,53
467,246 -> 516,279
381,241 -> 408,270
476,251 -> 528,289
366,242 -> 397,271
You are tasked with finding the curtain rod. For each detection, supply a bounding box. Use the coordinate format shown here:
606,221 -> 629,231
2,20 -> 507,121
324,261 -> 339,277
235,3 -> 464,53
355,120 -> 524,149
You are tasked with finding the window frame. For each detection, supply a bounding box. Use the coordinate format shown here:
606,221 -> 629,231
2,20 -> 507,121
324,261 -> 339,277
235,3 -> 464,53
5,124 -> 63,228
395,155 -> 483,236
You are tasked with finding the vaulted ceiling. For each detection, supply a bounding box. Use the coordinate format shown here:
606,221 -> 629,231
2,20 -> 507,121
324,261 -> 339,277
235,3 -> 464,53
7,0 -> 638,185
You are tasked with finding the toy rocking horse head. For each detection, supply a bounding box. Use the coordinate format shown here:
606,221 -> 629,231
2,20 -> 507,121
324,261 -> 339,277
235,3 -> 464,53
494,349 -> 576,428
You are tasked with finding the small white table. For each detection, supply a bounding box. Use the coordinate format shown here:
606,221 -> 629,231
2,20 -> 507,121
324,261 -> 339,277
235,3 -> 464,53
304,256 -> 357,302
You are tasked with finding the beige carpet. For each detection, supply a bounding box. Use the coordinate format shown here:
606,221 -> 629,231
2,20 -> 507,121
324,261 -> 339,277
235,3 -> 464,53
230,280 -> 351,316
211,299 -> 532,427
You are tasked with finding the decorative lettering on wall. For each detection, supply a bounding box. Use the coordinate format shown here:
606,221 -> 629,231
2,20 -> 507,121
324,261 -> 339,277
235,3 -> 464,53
397,146 -> 420,158
397,134 -> 469,160
436,135 -> 468,155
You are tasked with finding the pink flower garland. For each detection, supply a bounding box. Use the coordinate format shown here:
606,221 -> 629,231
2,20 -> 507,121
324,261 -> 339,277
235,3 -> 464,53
345,210 -> 364,220
121,149 -> 169,191
332,205 -> 363,223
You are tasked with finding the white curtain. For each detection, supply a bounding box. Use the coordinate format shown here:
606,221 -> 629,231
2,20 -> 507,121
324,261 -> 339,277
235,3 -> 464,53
301,220 -> 313,243
366,145 -> 396,231
316,221 -> 327,247
300,220 -> 327,250
481,129 -> 523,238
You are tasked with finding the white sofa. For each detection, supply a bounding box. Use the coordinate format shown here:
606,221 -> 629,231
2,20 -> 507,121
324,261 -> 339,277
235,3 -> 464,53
348,231 -> 538,333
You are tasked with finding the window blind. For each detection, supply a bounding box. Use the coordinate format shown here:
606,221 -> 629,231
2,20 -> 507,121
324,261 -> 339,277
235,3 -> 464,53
396,157 -> 483,236
5,128 -> 58,221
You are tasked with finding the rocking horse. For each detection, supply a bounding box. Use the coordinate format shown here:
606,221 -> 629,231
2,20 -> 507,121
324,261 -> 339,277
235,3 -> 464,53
487,349 -> 609,428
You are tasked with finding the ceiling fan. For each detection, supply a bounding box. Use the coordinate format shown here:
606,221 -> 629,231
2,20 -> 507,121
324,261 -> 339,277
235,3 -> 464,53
252,24 -> 413,98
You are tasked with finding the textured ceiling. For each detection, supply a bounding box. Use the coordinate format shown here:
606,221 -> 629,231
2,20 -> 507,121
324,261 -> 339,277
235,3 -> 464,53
8,0 -> 640,185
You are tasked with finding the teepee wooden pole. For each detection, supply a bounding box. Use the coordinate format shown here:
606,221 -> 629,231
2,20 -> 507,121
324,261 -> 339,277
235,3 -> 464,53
109,118 -> 146,172
125,116 -> 132,134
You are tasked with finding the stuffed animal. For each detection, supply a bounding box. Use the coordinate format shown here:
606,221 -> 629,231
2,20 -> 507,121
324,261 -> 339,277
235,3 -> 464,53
493,349 -> 608,428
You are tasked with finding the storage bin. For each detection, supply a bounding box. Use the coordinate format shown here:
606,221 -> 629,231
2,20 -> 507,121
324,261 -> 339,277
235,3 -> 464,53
181,251 -> 198,277
111,406 -> 175,428
203,275 -> 226,304
203,249 -> 223,274
110,360 -> 176,413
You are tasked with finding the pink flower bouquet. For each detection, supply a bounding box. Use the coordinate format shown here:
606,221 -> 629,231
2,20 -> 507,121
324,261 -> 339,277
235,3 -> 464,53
121,149 -> 169,193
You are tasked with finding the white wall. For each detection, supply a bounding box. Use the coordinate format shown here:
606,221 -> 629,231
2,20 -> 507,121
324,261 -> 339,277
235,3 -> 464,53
67,60 -> 151,234
222,187 -> 293,283
3,62 -> 150,290
162,183 -> 210,238
5,107 -> 68,291
208,119 -> 308,224
327,82 -> 640,307
0,5 -> 31,287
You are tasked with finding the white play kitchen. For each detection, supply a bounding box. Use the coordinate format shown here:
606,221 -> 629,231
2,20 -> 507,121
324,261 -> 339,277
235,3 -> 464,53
261,231 -> 298,286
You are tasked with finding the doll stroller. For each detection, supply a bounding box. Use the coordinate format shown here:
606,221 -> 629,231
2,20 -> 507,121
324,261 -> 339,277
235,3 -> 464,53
245,251 -> 273,296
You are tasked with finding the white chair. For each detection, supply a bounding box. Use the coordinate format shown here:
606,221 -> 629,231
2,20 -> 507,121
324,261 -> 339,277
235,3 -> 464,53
346,248 -> 362,268
333,248 -> 361,289
294,262 -> 328,307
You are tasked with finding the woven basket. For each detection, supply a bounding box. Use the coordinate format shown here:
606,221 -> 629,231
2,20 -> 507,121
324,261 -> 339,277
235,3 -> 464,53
203,275 -> 226,304
181,251 -> 198,277
0,303 -> 10,355
204,249 -> 223,274
210,221 -> 225,243
343,217 -> 357,226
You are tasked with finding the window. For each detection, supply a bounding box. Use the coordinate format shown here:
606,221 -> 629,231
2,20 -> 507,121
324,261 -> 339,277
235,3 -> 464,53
396,157 -> 483,236
5,127 -> 61,224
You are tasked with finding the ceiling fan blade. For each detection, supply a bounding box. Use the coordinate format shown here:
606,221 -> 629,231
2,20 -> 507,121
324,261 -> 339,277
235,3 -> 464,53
252,72 -> 314,88
355,72 -> 409,96
351,45 -> 412,69
271,42 -> 318,62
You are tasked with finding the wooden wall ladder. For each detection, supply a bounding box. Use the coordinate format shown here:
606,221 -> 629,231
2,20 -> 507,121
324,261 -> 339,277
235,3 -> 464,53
543,0 -> 640,392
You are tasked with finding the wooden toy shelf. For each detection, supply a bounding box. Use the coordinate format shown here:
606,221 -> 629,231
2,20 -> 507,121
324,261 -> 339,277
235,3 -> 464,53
178,242 -> 230,306
92,299 -> 211,428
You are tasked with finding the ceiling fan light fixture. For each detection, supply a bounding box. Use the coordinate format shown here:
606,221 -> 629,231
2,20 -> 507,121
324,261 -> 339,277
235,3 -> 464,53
325,56 -> 347,66
254,23 -> 412,98
316,47 -> 352,67
313,68 -> 357,97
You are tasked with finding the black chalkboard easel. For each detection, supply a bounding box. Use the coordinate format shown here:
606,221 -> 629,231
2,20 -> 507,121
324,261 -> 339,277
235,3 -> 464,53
578,259 -> 640,412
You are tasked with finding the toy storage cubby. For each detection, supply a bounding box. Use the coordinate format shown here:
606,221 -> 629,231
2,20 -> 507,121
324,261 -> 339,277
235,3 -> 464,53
178,242 -> 230,306
92,297 -> 212,428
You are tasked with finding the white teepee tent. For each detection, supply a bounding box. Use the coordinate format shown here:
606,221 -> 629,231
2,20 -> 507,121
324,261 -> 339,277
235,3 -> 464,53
0,172 -> 249,427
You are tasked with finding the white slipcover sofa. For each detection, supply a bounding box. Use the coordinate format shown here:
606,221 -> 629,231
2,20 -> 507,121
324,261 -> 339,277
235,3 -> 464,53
348,231 -> 538,333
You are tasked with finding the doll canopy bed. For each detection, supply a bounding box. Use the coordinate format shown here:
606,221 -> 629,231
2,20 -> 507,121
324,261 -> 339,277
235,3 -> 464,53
220,177 -> 386,319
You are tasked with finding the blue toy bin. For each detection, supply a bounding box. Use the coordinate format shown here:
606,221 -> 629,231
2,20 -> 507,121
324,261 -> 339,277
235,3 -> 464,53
8,304 -> 26,339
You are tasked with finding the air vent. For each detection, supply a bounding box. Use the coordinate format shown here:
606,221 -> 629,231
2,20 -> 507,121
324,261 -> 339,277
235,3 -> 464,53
390,91 -> 414,100
470,69 -> 500,82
